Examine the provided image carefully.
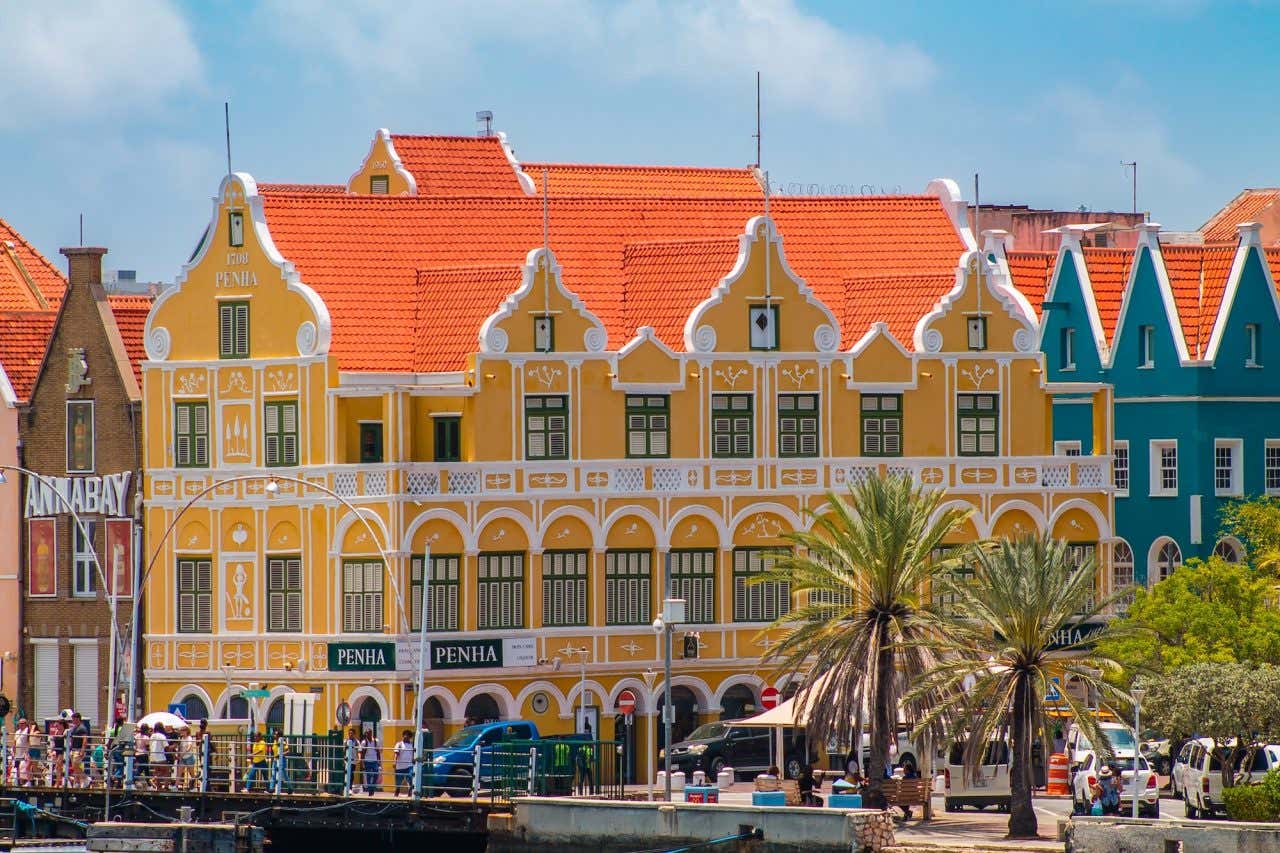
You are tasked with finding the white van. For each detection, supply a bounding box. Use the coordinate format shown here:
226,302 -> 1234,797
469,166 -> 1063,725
1066,721 -> 1136,765
1183,737 -> 1225,818
943,739 -> 1011,812
1236,743 -> 1280,785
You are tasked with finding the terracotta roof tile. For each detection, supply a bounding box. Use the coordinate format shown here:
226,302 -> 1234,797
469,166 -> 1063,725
1005,251 -> 1055,319
1201,189 -> 1280,243
1080,248 -> 1134,342
527,163 -> 763,199
841,274 -> 956,346
107,294 -> 153,387
415,266 -> 522,373
258,190 -> 966,371
256,183 -> 345,194
622,238 -> 741,348
390,135 -> 528,197
0,310 -> 57,402
1267,248 -> 1280,287
1158,245 -> 1234,358
0,217 -> 65,311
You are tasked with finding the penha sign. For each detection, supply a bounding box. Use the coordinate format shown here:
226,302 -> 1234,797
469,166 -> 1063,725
425,637 -> 537,671
328,642 -> 397,672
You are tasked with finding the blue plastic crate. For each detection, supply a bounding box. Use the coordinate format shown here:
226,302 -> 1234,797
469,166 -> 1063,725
752,790 -> 786,806
827,793 -> 863,809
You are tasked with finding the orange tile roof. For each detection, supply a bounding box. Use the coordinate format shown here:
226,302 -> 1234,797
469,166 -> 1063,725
1079,248 -> 1134,342
107,294 -> 153,387
1201,189 -> 1280,243
415,266 -> 521,373
527,163 -> 763,199
257,190 -> 966,371
0,217 -> 65,311
0,310 -> 57,402
1005,251 -> 1055,318
842,273 -> 956,346
621,238 -> 741,348
256,183 -> 345,194
390,135 -> 528,197
1267,248 -> 1280,286
1161,245 -> 1235,357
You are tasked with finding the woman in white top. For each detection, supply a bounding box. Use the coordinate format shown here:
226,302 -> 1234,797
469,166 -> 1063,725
14,719 -> 30,785
149,724 -> 170,789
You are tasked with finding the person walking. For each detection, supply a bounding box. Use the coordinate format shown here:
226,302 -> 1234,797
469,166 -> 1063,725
1093,765 -> 1121,815
134,724 -> 151,789
361,728 -> 381,795
393,730 -> 414,796
149,723 -> 170,790
244,732 -> 268,792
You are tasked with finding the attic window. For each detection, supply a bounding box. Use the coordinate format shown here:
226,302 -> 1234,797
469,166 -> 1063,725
1138,325 -> 1155,369
370,175 -> 390,195
228,211 -> 244,247
966,316 -> 987,351
534,315 -> 554,352
1060,328 -> 1076,371
749,304 -> 779,351
1246,323 -> 1262,368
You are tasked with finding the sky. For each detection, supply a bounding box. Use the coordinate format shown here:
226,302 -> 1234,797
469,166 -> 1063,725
1,0 -> 1277,282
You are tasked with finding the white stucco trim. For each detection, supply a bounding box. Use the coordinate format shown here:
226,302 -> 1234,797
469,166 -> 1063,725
494,131 -> 536,195
478,247 -> 608,355
1204,222 -> 1280,362
539,505 -> 605,551
651,675 -> 714,713
400,507 -> 469,554
346,685 -> 390,722
513,680 -> 570,719
345,128 -> 417,196
417,685 -> 461,721
170,684 -> 215,718
712,674 -> 765,711
1049,499 -> 1113,541
1106,224 -> 1192,368
0,363 -> 15,408
913,250 -> 1038,354
602,504 -> 665,550
472,507 -> 537,553
925,178 -> 975,250
458,682 -> 517,720
1040,226 -> 1110,360
665,506 -> 732,551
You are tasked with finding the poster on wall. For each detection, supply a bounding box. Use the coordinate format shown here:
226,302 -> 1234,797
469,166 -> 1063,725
27,517 -> 56,596
105,518 -> 133,598
66,400 -> 95,473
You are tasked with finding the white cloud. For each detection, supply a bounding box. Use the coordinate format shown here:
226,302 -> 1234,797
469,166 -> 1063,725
262,0 -> 934,122
0,0 -> 202,129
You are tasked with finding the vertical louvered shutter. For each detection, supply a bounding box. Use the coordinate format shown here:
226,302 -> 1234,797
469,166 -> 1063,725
73,642 -> 99,726
33,643 -> 59,722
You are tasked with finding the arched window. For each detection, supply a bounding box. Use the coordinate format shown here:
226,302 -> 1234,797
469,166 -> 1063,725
1151,539 -> 1182,583
223,694 -> 249,720
1213,538 -> 1243,563
1112,541 -> 1134,589
181,694 -> 210,723
266,697 -> 286,730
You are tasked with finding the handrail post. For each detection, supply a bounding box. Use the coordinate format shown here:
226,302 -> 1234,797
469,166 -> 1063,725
344,739 -> 354,797
200,734 -> 210,794
472,743 -> 481,803
528,747 -> 537,796
413,730 -> 425,799
273,739 -> 284,795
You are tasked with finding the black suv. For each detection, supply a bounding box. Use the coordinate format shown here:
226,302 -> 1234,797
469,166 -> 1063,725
662,723 -> 808,779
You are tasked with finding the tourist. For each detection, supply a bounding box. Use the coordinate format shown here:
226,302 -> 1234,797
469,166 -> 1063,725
1093,765 -> 1121,816
89,738 -> 106,786
244,732 -> 268,791
108,715 -> 126,786
196,719 -> 211,790
69,712 -> 90,787
48,721 -> 65,786
754,765 -> 782,792
134,724 -> 151,789
149,723 -> 170,790
361,728 -> 380,795
177,726 -> 197,790
14,719 -> 30,786
393,729 -> 414,796
797,763 -> 823,807
345,726 -> 362,793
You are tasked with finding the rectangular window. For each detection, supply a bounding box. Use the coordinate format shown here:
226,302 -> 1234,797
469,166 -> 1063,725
778,394 -> 819,457
410,553 -> 459,631
606,550 -> 652,625
1266,440 -> 1280,495
73,520 -> 96,597
711,394 -> 753,458
176,558 -> 212,633
732,548 -> 790,622
1068,543 -> 1098,612
342,559 -> 384,633
433,415 -> 461,462
967,316 -> 988,351
359,422 -> 383,464
174,402 -> 210,468
525,395 -> 568,460
626,395 -> 670,458
67,400 -> 95,473
1113,441 -> 1129,496
218,301 -> 249,359
266,556 -> 302,632
1054,441 -> 1082,457
369,175 -> 389,195
957,394 -> 999,456
533,315 -> 554,352
861,394 -> 902,456
749,304 -> 779,350
1214,439 -> 1242,497
478,552 -> 525,629
1060,327 -> 1076,371
543,550 -> 588,627
228,211 -> 244,247
1247,323 -> 1262,367
263,400 -> 299,467
1149,440 -> 1177,496
668,550 -> 715,624
1138,324 -> 1154,368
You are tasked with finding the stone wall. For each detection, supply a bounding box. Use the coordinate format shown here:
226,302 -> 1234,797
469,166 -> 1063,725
1068,815 -> 1280,852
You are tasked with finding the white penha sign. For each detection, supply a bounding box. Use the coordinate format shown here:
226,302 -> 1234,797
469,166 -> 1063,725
25,472 -> 133,517
396,637 -> 537,672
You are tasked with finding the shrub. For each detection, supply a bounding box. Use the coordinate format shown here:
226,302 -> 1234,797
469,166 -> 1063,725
1223,783 -> 1279,823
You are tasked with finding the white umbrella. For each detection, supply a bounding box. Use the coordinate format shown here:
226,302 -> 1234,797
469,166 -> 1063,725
137,711 -> 188,730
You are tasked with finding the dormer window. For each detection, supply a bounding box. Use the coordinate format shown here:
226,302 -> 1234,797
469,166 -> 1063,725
370,175 -> 389,195
1246,323 -> 1262,367
966,316 -> 987,351
1060,327 -> 1076,371
533,315 -> 554,352
749,304 -> 779,351
228,211 -> 244,248
1138,325 -> 1155,368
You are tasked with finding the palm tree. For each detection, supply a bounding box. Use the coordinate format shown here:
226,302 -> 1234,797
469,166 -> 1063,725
756,473 -> 971,784
911,534 -> 1135,839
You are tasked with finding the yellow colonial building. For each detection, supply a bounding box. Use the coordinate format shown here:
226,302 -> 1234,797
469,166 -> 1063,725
140,131 -> 1113,779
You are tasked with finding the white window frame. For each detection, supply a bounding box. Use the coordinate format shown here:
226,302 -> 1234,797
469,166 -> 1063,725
1054,440 -> 1082,457
1113,440 -> 1129,497
1246,323 -> 1261,368
1138,325 -> 1155,369
1149,538 -> 1182,584
1060,327 -> 1076,371
1149,439 -> 1178,496
1212,537 -> 1244,563
1214,438 -> 1243,497
1266,439 -> 1280,496
73,520 -> 97,598
1112,541 -> 1135,593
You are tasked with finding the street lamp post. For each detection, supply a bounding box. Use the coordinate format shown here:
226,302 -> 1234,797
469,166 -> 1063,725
1131,685 -> 1146,819
651,597 -> 684,802
570,647 -> 590,732
411,544 -> 430,798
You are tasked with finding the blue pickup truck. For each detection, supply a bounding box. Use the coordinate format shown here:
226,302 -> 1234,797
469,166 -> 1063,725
427,719 -> 540,795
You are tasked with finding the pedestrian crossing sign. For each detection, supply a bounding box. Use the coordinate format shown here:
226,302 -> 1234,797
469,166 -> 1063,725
1046,677 -> 1062,703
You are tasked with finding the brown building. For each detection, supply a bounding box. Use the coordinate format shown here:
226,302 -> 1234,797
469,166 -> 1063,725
968,204 -> 1146,251
19,246 -> 149,727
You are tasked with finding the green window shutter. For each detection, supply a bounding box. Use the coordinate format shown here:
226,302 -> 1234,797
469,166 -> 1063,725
778,394 -> 819,457
668,550 -> 715,623
605,550 -> 651,625
861,394 -> 902,457
174,402 -> 210,468
525,395 -> 568,460
542,550 -> 588,627
732,548 -> 790,622
712,394 -> 753,458
264,400 -> 299,467
478,553 -> 525,629
957,394 -> 998,457
219,302 -> 249,358
625,396 -> 670,458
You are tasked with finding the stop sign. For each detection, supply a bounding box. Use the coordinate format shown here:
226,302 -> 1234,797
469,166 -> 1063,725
618,689 -> 637,715
761,687 -> 780,710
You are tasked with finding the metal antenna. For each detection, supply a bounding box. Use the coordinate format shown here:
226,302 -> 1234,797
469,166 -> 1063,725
225,102 -> 233,176
764,169 -> 772,301
79,213 -> 83,246
1122,161 -> 1137,216
754,71 -> 762,169
974,172 -> 983,316
542,168 -> 550,318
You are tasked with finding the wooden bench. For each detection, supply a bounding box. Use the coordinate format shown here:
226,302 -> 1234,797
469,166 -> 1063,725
879,777 -> 930,809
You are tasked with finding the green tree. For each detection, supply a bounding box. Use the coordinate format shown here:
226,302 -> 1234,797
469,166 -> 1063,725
1219,496 -> 1280,572
1095,557 -> 1280,681
1143,662 -> 1280,791
756,474 -> 970,784
911,535 -> 1133,839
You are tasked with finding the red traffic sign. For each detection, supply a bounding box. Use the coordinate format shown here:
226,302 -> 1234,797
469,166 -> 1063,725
761,686 -> 780,710
617,689 -> 637,715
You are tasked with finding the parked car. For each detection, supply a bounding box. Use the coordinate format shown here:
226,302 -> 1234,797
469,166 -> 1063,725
1183,737 -> 1225,818
1235,743 -> 1280,785
427,719 -> 538,795
1066,721 -> 1136,766
660,723 -> 811,780
1070,752 -> 1159,817
943,739 -> 1011,812
1170,740 -> 1194,797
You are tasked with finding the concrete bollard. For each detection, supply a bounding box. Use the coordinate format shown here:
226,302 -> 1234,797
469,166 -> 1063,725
717,768 -> 734,789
